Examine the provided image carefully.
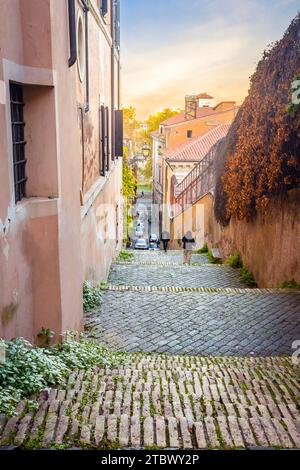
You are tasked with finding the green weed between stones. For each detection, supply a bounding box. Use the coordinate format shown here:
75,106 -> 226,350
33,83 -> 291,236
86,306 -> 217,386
277,279 -> 300,289
196,243 -> 209,254
240,267 -> 257,287
226,251 -> 243,269
83,281 -> 103,313
118,250 -> 134,262
0,334 -> 127,417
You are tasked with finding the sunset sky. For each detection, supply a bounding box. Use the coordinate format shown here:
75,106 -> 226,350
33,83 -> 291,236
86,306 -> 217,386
121,0 -> 299,119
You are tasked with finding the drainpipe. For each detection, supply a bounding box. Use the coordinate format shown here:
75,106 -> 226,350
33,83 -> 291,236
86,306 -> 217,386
81,0 -> 90,112
110,0 -> 115,160
68,0 -> 77,67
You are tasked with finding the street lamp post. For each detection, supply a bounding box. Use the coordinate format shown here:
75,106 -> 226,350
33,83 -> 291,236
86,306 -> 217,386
142,142 -> 151,159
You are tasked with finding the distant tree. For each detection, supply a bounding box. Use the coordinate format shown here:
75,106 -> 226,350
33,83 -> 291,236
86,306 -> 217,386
142,108 -> 180,144
140,157 -> 153,182
122,145 -> 137,244
123,106 -> 140,141
122,145 -> 137,201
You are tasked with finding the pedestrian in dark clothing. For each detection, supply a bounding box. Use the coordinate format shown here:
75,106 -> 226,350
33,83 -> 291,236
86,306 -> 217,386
161,231 -> 170,253
182,231 -> 195,264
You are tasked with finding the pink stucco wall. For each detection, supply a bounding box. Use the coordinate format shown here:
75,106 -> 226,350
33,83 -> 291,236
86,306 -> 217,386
0,0 -> 122,342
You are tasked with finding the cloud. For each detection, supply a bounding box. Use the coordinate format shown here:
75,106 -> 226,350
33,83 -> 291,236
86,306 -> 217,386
121,0 -> 298,118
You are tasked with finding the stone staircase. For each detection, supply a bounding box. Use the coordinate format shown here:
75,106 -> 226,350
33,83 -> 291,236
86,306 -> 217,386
1,354 -> 299,449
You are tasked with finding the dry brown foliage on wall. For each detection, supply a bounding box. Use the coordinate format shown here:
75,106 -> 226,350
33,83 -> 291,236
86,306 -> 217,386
215,14 -> 300,225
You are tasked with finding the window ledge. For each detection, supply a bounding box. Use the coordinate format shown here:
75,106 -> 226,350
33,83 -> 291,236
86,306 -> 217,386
15,197 -> 58,219
81,160 -> 120,219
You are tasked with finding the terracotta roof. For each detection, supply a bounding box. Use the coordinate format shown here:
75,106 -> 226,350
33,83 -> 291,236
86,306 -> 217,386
165,124 -> 230,162
161,107 -> 216,126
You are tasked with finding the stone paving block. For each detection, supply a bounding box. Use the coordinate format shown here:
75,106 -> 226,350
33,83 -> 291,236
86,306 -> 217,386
228,416 -> 245,448
259,417 -> 281,447
119,415 -> 129,448
14,414 -> 32,446
217,416 -> 234,448
180,417 -> 193,449
80,425 -> 91,446
168,417 -> 180,448
204,417 -> 220,449
69,418 -> 79,440
282,417 -> 300,447
131,416 -> 141,447
237,417 -> 256,447
55,415 -> 69,444
95,416 -> 105,446
43,414 -> 57,447
144,416 -> 154,447
156,416 -> 166,447
249,417 -> 268,447
107,415 -> 118,443
272,419 -> 294,448
194,421 -> 207,449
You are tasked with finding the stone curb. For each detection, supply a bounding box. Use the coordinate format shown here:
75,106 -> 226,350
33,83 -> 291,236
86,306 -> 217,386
102,284 -> 300,295
115,261 -> 226,268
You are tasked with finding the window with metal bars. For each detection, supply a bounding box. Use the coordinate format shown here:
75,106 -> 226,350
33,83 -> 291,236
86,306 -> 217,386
99,105 -> 110,175
10,83 -> 27,203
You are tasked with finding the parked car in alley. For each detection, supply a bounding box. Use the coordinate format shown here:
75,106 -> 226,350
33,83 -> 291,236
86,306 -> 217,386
149,241 -> 160,250
134,238 -> 149,250
149,234 -> 159,243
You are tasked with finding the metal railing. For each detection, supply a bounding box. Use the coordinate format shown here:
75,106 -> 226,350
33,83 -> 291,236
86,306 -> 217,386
173,138 -> 225,217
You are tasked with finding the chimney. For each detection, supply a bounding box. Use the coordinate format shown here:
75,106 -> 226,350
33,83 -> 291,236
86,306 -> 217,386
185,94 -> 198,120
197,93 -> 214,108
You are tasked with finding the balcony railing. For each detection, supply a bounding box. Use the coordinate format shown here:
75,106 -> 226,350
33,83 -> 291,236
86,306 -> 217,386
173,138 -> 225,217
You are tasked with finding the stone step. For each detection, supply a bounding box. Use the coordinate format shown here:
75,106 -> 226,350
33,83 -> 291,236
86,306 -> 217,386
103,284 -> 299,294
1,412 -> 299,449
1,356 -> 298,449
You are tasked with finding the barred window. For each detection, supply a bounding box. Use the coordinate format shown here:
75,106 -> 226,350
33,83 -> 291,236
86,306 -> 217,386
10,83 -> 27,203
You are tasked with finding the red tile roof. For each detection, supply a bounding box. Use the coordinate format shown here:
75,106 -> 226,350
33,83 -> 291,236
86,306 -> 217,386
165,124 -> 230,162
161,107 -> 216,126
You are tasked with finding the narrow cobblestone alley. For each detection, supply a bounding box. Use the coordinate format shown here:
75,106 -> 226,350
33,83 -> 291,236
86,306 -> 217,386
2,249 -> 299,450
85,250 -> 300,356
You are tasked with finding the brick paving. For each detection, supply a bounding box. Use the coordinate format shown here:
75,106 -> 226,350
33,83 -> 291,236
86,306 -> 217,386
3,249 -> 299,449
2,355 -> 299,449
87,250 -> 300,356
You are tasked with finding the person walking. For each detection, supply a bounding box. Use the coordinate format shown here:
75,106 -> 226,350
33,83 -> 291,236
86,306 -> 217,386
182,231 -> 195,264
161,230 -> 170,253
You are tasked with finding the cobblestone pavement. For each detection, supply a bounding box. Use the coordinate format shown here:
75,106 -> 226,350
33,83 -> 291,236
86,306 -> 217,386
86,289 -> 300,355
2,355 -> 299,449
87,250 -> 300,355
4,250 -> 299,450
132,250 -> 209,265
109,263 -> 247,289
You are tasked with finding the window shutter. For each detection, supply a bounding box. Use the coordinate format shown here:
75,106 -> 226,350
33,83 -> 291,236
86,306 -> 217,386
100,105 -> 106,176
114,110 -> 123,158
105,106 -> 110,171
101,0 -> 108,16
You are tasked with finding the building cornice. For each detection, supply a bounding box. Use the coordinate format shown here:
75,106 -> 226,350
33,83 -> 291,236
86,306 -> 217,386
87,0 -> 113,48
